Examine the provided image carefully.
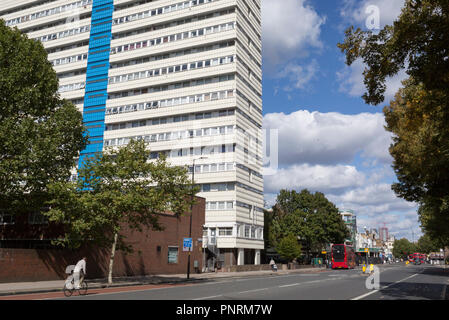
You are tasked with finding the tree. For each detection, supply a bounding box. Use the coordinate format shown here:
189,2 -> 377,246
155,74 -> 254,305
337,0 -> 449,106
45,140 -> 195,284
0,20 -> 87,213
392,238 -> 416,259
417,233 -> 440,254
383,80 -> 449,244
338,0 -> 449,245
268,190 -> 349,260
276,234 -> 302,263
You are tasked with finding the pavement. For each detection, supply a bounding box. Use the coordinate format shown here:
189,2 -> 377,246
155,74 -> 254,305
0,266 -> 330,297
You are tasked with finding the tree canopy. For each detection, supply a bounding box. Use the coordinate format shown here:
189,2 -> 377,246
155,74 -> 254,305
392,238 -> 417,259
337,0 -> 449,106
268,189 -> 349,257
0,20 -> 87,212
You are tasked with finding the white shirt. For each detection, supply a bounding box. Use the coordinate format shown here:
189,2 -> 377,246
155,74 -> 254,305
73,259 -> 86,274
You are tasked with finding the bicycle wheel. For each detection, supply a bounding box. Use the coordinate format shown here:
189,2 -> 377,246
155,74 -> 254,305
63,283 -> 73,297
78,281 -> 88,296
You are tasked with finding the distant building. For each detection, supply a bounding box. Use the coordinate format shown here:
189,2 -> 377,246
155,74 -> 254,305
379,227 -> 389,242
339,210 -> 357,248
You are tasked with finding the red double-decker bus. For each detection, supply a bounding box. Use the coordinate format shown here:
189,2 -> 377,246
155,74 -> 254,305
331,244 -> 356,269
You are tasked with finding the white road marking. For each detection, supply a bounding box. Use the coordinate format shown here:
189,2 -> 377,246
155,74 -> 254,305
238,288 -> 268,294
193,295 -> 223,300
279,283 -> 301,288
351,272 -> 420,300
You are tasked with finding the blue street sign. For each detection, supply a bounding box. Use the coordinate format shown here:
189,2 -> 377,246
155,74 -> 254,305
183,238 -> 193,252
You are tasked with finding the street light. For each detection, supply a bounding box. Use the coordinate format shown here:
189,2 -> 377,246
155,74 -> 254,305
187,156 -> 208,280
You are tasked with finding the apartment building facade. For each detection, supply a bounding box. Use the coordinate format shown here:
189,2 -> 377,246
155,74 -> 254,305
0,0 -> 264,266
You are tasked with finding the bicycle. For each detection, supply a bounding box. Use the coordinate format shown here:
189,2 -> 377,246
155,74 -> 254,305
63,274 -> 88,297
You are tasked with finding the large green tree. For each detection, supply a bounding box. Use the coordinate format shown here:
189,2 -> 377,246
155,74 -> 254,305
393,238 -> 417,259
45,140 -> 195,284
269,190 -> 349,259
417,233 -> 441,254
0,20 -> 87,213
338,0 -> 449,245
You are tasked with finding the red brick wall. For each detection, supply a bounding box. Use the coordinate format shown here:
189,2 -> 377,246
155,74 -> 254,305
0,197 -> 205,283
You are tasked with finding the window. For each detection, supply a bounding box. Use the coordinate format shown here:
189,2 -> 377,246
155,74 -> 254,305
0,211 -> 14,225
168,247 -> 178,264
219,228 -> 233,236
28,211 -> 48,225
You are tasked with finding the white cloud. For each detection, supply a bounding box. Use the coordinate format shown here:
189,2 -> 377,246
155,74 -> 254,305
263,110 -> 392,166
262,0 -> 325,71
264,163 -> 366,194
262,109 -> 420,240
277,60 -> 319,91
340,0 -> 405,29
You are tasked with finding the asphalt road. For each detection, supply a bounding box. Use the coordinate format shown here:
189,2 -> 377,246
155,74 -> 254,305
46,263 -> 448,300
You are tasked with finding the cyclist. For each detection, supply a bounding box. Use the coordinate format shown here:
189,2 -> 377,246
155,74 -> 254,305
73,257 -> 87,289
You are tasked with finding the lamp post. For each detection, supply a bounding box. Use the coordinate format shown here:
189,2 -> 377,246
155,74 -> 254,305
187,156 -> 207,280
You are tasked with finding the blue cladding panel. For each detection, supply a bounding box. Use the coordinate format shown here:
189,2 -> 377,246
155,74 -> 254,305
78,0 -> 114,169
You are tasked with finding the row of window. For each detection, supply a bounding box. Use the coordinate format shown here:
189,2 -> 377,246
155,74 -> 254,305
189,162 -> 235,174
206,201 -> 234,211
35,24 -> 90,43
34,1 -> 225,47
45,17 -> 236,61
108,55 -> 235,85
106,74 -> 235,100
23,11 -> 90,34
238,224 -> 263,240
58,69 -> 86,79
0,0 -> 58,16
112,0 -> 218,26
198,182 -> 235,193
111,8 -> 233,43
59,81 -> 85,93
0,211 -> 47,225
106,108 -> 235,131
48,10 -> 231,69
106,90 -> 234,116
204,225 -> 264,240
110,40 -> 234,69
108,125 -> 235,144
59,53 -> 234,93
52,39 -> 233,70
52,53 -> 87,67
109,22 -> 236,55
5,0 -> 92,26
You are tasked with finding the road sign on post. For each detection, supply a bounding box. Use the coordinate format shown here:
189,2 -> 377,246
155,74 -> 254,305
183,238 -> 193,252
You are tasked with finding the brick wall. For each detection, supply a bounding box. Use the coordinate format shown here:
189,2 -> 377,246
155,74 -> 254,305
0,197 -> 205,283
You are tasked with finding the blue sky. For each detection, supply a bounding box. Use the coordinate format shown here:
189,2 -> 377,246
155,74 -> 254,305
261,0 -> 421,241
